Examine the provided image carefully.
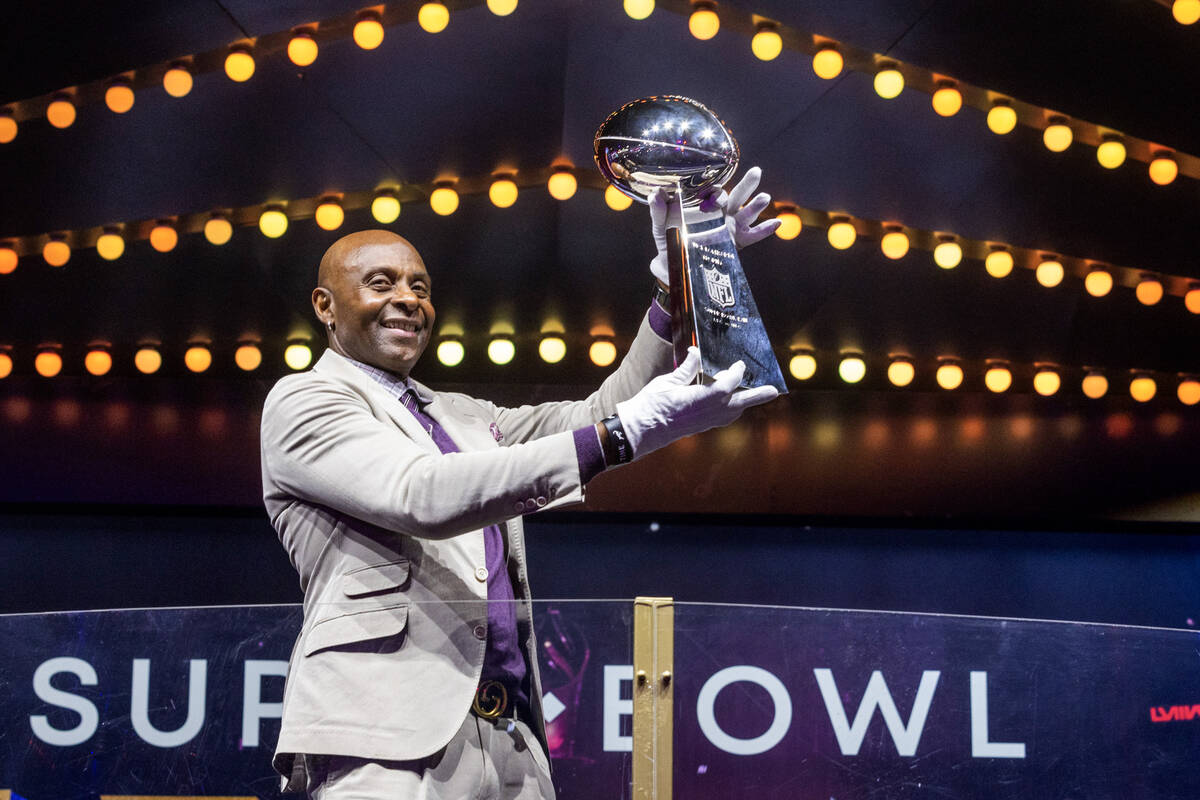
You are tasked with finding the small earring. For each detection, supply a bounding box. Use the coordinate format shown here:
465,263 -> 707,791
327,321 -> 335,332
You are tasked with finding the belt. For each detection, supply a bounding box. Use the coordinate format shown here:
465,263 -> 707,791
472,680 -> 519,721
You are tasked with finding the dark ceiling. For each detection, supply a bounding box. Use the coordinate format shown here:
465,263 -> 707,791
0,0 -> 1198,519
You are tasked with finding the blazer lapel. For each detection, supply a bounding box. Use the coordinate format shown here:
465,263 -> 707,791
312,350 -> 441,455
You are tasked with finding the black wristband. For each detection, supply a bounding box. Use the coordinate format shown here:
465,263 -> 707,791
651,280 -> 671,310
601,414 -> 633,465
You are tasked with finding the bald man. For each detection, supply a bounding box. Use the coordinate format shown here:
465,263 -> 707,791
260,174 -> 779,799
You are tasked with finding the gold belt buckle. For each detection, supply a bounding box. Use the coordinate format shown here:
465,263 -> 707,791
473,680 -> 508,719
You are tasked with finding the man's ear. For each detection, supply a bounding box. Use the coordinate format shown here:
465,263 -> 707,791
312,287 -> 334,326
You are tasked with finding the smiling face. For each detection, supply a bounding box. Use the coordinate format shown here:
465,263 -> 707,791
312,230 -> 435,378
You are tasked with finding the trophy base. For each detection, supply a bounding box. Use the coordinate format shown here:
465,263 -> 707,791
666,216 -> 787,394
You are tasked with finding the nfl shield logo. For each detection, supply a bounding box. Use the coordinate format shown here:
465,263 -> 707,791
702,267 -> 735,308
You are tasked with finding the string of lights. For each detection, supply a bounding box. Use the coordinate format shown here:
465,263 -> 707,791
783,348 -> 1200,405
627,0 -> 1199,186
0,0 -> 1195,192
2,333 -> 1198,407
0,0 -> 514,143
3,172 -> 1197,316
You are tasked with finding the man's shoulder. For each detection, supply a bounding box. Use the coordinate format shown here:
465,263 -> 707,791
263,351 -> 370,413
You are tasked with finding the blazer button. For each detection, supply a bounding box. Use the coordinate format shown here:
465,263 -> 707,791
513,502 -> 525,513
473,624 -> 487,640
475,566 -> 489,582
535,496 -> 547,507
524,499 -> 538,512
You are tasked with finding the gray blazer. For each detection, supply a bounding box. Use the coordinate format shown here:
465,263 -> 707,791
260,312 -> 672,791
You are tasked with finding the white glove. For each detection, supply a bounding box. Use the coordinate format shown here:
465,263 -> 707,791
647,166 -> 783,285
615,347 -> 779,460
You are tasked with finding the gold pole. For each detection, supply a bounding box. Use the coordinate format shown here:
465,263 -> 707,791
632,596 -> 674,800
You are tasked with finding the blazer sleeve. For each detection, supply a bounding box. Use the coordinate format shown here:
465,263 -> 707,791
484,309 -> 673,444
260,377 -> 584,540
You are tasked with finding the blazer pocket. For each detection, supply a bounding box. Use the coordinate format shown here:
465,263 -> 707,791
342,557 -> 411,597
303,603 -> 408,656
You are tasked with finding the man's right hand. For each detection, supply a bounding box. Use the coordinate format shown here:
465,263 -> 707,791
614,347 -> 779,460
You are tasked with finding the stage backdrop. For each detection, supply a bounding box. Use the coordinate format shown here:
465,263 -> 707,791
1,602 -> 1198,799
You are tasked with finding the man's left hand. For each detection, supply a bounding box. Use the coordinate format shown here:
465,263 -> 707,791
648,166 -> 781,286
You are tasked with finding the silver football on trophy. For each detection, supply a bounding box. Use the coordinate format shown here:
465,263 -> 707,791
594,95 -> 739,208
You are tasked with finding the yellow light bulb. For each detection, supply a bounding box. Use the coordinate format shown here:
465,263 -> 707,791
437,339 -> 465,367
1177,380 -> 1200,406
605,184 -> 634,211
285,343 -> 313,371
35,351 -> 63,378
547,170 -> 577,200
225,48 -> 255,82
1033,370 -> 1060,396
0,111 -> 17,143
0,246 -> 17,274
1186,287 -> 1200,314
1149,155 -> 1178,185
887,359 -> 914,387
0,352 -> 11,378
931,85 -> 962,117
85,349 -> 112,376
624,0 -> 654,20
149,224 -> 178,253
880,230 -> 909,260
933,240 -> 963,269
1136,277 -> 1164,306
539,336 -> 566,364
936,363 -> 963,390
874,67 -> 904,99
789,353 -> 817,381
288,33 -> 319,66
1084,269 -> 1113,297
489,178 -> 519,208
488,338 -> 515,365
96,231 -> 125,261
827,220 -> 856,250
487,0 -> 518,15
135,347 -> 162,374
751,27 -> 782,61
1174,0 -> 1200,24
430,186 -> 459,216
354,16 -> 385,49
43,239 -> 70,267
205,216 -> 233,245
1096,138 -> 1126,169
235,344 -> 262,371
986,102 -> 1017,135
1043,121 -> 1073,152
46,98 -> 76,129
1036,259 -> 1064,288
314,201 -> 345,231
985,249 -> 1014,278
1081,373 -> 1108,399
185,346 -> 212,373
418,3 -> 449,33
1130,376 -> 1157,403
985,367 -> 1012,393
163,66 -> 193,97
774,211 -> 802,240
590,340 -> 617,367
259,208 -> 289,238
838,356 -> 866,384
812,47 -> 843,79
372,193 -> 401,224
689,8 -> 719,40
105,82 -> 134,114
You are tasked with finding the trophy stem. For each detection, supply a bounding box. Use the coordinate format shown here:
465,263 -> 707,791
664,191 -> 703,383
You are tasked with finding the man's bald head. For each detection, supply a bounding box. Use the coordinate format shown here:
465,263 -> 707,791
317,229 -> 420,289
311,229 -> 435,377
